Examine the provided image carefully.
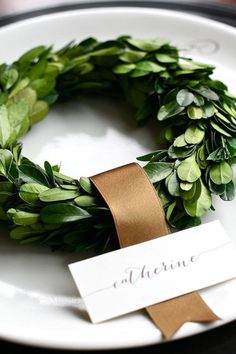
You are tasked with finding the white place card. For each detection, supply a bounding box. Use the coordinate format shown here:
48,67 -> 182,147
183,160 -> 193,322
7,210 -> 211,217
69,221 -> 236,323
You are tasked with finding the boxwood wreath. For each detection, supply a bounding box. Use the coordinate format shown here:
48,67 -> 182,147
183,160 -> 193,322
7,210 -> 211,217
0,36 -> 236,253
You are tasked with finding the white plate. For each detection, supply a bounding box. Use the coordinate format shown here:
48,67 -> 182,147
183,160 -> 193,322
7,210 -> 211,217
0,7 -> 236,350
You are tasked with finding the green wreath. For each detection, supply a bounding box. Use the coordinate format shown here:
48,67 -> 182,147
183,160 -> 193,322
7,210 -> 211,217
0,36 -> 236,253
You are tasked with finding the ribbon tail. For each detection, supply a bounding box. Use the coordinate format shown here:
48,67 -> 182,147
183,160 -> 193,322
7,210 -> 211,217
146,292 -> 220,339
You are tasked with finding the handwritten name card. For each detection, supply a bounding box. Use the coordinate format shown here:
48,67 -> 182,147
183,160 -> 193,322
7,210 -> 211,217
69,221 -> 236,323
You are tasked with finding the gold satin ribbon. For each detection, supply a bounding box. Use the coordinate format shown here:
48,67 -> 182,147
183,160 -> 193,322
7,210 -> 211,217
90,163 -> 219,338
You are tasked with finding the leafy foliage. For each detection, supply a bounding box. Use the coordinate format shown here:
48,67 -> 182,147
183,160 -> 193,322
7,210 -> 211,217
0,36 -> 235,252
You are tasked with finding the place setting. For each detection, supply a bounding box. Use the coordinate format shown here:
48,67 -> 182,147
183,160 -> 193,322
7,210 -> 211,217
0,1 -> 236,353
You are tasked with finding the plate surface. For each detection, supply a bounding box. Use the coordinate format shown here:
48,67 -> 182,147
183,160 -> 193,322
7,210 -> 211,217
0,7 -> 236,350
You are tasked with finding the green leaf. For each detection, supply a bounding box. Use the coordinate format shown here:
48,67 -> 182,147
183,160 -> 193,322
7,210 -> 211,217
223,101 -> 236,117
44,160 -> 56,186
11,87 -> 37,115
167,171 -> 181,197
135,61 -> 165,73
207,147 -> 230,162
30,101 -> 49,125
10,226 -> 42,240
60,184 -> 78,190
12,144 -> 22,164
126,38 -> 167,51
155,53 -> 177,63
173,134 -> 187,147
0,149 -> 13,177
53,170 -> 74,182
0,68 -> 18,90
144,162 -> 173,183
19,164 -> 49,186
180,182 -> 193,191
113,63 -> 135,74
177,155 -> 201,182
176,89 -> 194,107
181,186 -> 196,202
216,111 -> 231,124
20,235 -> 44,245
39,187 -> 79,202
209,162 -> 233,185
119,50 -> 146,63
0,92 -> 8,105
74,195 -> 98,207
7,100 -> 30,139
227,137 -> 236,150
193,86 -> 219,101
208,80 -> 228,92
27,57 -> 47,80
9,77 -> 30,98
80,177 -> 94,194
18,46 -> 47,67
193,94 -> 205,107
187,105 -> 203,119
90,47 -> 122,57
137,150 -> 167,162
184,125 -> 205,144
127,69 -> 148,78
181,180 -> 201,201
184,180 -> 212,217
179,60 -> 213,71
0,105 -> 11,147
8,208 -> 40,225
31,76 -> 55,98
158,101 -> 185,121
210,121 -> 231,137
208,178 -> 225,195
19,183 -> 49,204
40,203 -> 92,224
168,145 -> 196,159
220,181 -> 235,201
164,127 -> 175,143
166,201 -> 177,224
196,145 -> 207,168
202,102 -> 216,118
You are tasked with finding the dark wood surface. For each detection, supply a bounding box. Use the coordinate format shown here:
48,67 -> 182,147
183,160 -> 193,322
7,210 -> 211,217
1,318 -> 236,353
0,1 -> 236,353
